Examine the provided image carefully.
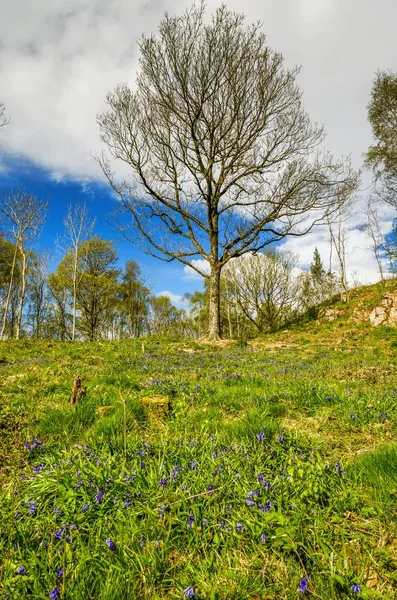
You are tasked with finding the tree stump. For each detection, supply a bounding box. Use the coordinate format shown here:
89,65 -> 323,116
70,376 -> 86,405
141,396 -> 172,423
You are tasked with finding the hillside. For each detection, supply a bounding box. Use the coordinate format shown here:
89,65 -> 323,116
0,283 -> 396,599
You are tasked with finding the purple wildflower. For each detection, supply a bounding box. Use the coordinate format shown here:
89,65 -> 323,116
74,481 -> 83,490
27,500 -> 37,515
53,506 -> 60,515
57,568 -> 65,578
140,535 -> 146,547
207,484 -> 214,493
95,489 -> 104,504
17,566 -> 26,575
49,589 -> 60,600
183,587 -> 195,598
350,413 -> 357,420
187,512 -> 195,528
298,575 -> 311,594
260,533 -> 267,543
236,521 -> 243,532
105,538 -> 116,552
256,432 -> 265,442
189,461 -> 197,470
81,504 -> 89,513
246,498 -> 255,506
55,529 -> 63,540
351,584 -> 362,593
32,463 -> 46,474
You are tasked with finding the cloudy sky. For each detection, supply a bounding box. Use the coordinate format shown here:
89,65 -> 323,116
0,0 -> 396,304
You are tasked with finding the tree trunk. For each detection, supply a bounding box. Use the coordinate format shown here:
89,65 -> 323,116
208,264 -> 221,340
16,248 -> 27,340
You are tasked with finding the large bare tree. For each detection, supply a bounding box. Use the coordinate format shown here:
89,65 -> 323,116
0,191 -> 48,339
97,3 -> 358,339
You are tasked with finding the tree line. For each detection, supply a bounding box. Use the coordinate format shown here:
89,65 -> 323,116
0,189 -> 395,341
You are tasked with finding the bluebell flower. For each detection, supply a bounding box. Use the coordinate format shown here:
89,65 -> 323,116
246,498 -> 255,506
55,529 -> 63,540
189,461 -> 197,470
187,512 -> 195,528
207,484 -> 214,493
74,481 -> 83,490
260,533 -> 267,543
298,575 -> 311,594
202,519 -> 208,526
183,587 -> 195,598
33,463 -> 46,474
256,432 -> 265,443
278,434 -> 284,443
236,522 -> 243,532
140,535 -> 146,547
95,489 -> 104,504
27,500 -> 37,515
81,504 -> 89,513
57,568 -> 65,578
350,413 -> 357,420
351,584 -> 362,593
65,535 -> 71,544
17,566 -> 26,575
53,506 -> 60,515
105,538 -> 116,552
49,588 -> 60,600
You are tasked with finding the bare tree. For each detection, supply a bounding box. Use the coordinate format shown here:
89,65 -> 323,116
97,3 -> 358,339
360,197 -> 386,283
62,202 -> 96,341
0,191 -> 48,339
327,192 -> 356,302
223,250 -> 299,333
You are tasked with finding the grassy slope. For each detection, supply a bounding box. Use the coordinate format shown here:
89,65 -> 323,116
0,282 -> 396,599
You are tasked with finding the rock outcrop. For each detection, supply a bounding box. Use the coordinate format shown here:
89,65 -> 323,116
369,292 -> 397,327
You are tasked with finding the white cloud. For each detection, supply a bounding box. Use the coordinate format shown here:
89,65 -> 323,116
279,199 -> 395,286
0,0 -> 187,180
183,258 -> 210,280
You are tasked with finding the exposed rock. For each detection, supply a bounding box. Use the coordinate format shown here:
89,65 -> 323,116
322,308 -> 342,322
369,292 -> 397,327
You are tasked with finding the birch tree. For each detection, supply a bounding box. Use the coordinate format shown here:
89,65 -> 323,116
0,191 -> 47,339
62,202 -> 96,341
97,3 -> 358,339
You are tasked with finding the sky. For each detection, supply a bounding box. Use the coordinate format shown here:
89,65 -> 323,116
0,0 -> 396,307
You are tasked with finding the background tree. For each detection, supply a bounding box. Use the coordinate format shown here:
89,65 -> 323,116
360,198 -> 386,283
98,3 -> 357,339
222,250 -> 299,333
27,252 -> 52,339
51,237 -> 120,341
149,296 -> 185,336
365,71 -> 397,208
62,202 -> 96,341
0,235 -> 21,338
0,191 -> 48,339
118,260 -> 150,337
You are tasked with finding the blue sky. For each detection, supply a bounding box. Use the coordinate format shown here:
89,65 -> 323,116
1,0 -> 397,299
0,154 -> 202,304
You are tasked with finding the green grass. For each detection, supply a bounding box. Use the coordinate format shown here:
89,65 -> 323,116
0,332 -> 396,599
